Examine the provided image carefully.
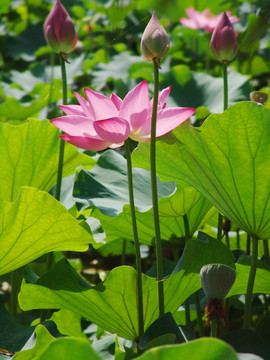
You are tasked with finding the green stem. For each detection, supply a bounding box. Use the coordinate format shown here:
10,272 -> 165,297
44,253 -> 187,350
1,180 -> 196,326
46,52 -> 55,118
41,55 -> 68,322
183,214 -> 190,241
246,234 -> 251,255
216,63 -> 228,242
243,237 -> 258,329
225,232 -> 230,249
124,139 -> 144,339
55,54 -> 67,202
210,316 -> 218,337
151,59 -> 164,317
185,297 -> 191,328
194,291 -> 204,337
222,62 -> 228,112
217,213 -> 223,241
236,230 -> 240,249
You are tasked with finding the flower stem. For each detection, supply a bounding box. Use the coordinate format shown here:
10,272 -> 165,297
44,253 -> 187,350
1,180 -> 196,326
185,297 -> 191,328
45,57 -> 67,271
124,139 -> 144,339
225,232 -> 230,248
151,59 -> 164,317
223,62 -> 228,112
217,63 -> 228,241
236,230 -> 240,248
217,213 -> 223,241
246,234 -> 251,255
243,237 -> 258,329
210,316 -> 218,337
41,55 -> 68,322
55,54 -> 67,202
183,214 -> 190,240
194,291 -> 204,337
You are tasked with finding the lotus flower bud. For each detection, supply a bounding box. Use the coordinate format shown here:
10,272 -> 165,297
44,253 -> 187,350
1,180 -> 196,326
200,264 -> 236,300
141,13 -> 170,64
210,12 -> 238,64
44,0 -> 78,56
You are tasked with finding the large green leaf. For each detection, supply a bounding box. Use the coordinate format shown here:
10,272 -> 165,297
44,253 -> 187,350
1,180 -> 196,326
73,150 -> 175,217
19,237 -> 234,341
74,149 -> 207,247
13,325 -> 102,360
89,189 -> 211,246
0,187 -> 92,276
0,119 -> 95,201
228,258 -> 270,297
164,70 -> 251,114
135,102 -> 270,240
0,295 -> 58,354
135,338 -> 238,360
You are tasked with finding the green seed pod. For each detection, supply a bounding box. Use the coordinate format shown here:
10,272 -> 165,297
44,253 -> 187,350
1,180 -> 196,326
200,264 -> 236,300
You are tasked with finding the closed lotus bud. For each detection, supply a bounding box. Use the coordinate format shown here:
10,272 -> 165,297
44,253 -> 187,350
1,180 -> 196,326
141,13 -> 170,64
44,0 -> 78,56
210,12 -> 238,64
200,264 -> 236,300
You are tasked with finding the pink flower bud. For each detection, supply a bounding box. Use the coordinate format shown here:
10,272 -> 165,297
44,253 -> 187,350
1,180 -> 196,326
210,12 -> 238,64
141,13 -> 170,63
44,0 -> 78,55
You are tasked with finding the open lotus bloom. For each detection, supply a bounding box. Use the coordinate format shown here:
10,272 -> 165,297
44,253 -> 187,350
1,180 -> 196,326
180,7 -> 238,33
115,81 -> 195,142
51,90 -> 131,151
51,81 -> 195,151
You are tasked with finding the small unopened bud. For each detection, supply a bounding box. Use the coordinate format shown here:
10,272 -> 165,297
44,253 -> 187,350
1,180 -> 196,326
210,12 -> 238,64
141,13 -> 170,65
44,0 -> 78,57
200,264 -> 236,300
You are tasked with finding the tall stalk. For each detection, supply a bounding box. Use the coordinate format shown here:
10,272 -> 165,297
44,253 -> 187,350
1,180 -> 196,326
223,63 -> 228,111
55,54 -> 67,202
124,139 -> 144,339
150,59 -> 164,317
41,55 -> 68,322
246,234 -> 251,255
211,316 -> 218,337
217,63 -> 228,241
243,237 -> 258,328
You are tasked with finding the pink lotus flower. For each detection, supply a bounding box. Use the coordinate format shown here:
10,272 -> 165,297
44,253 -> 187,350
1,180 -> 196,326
180,7 -> 238,33
51,81 -> 195,151
51,90 -> 130,151
44,0 -> 78,55
114,81 -> 195,143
